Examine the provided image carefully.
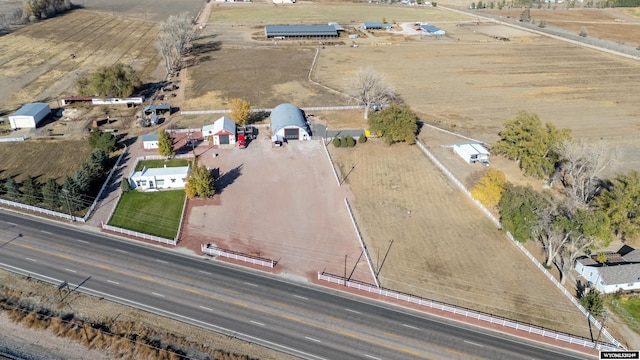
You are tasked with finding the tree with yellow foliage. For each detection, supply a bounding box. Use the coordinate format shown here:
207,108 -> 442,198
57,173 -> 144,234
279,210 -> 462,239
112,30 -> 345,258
229,98 -> 251,126
470,168 -> 506,208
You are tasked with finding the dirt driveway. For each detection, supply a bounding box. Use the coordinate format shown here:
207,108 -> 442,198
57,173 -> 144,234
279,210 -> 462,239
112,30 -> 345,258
179,137 -> 373,283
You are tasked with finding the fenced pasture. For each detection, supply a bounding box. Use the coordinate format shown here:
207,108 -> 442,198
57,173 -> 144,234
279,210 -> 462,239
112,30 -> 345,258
329,140 -> 593,338
0,10 -> 161,110
0,140 -> 92,182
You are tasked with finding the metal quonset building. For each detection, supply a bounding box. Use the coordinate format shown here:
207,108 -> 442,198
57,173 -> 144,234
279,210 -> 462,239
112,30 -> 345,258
9,103 -> 51,129
270,103 -> 311,141
264,25 -> 338,38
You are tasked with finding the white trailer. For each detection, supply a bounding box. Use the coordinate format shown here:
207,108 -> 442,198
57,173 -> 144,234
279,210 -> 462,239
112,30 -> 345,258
453,143 -> 490,165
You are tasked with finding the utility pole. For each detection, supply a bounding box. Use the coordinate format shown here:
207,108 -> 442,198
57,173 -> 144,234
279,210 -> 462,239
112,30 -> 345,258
344,254 -> 347,286
594,311 -> 608,349
61,189 -> 74,222
377,239 -> 394,277
340,164 -> 356,186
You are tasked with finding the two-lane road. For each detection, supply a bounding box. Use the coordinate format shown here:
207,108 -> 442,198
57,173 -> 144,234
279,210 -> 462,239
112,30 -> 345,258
0,212 -> 593,359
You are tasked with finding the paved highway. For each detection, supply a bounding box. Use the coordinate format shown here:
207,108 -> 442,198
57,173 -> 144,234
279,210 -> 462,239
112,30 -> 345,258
0,212 -> 593,359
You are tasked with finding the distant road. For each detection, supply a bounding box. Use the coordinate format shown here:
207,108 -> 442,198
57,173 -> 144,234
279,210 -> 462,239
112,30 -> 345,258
0,212 -> 593,359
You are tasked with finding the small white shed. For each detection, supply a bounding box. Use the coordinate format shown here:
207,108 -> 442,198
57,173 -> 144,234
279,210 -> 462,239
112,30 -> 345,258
9,103 -> 51,129
141,133 -> 159,149
453,143 -> 489,165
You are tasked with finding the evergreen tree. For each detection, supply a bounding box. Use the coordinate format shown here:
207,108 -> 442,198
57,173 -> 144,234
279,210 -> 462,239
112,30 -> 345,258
42,179 -> 60,210
158,130 -> 175,158
4,177 -> 20,200
21,176 -> 41,205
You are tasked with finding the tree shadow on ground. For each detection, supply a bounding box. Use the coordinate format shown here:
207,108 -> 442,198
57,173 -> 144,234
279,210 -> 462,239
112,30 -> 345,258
214,164 -> 243,194
248,111 -> 270,125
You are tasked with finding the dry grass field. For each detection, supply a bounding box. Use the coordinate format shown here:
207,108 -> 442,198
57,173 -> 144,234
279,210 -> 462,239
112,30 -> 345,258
0,140 -> 92,182
0,10 -> 161,112
330,140 -> 593,338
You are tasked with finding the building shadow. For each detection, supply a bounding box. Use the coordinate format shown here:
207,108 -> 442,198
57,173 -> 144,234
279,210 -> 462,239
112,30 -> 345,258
214,164 -> 243,194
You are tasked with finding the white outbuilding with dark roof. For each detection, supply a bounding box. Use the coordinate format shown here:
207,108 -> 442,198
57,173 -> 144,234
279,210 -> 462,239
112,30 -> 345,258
9,103 -> 51,129
270,103 -> 311,141
141,133 -> 159,149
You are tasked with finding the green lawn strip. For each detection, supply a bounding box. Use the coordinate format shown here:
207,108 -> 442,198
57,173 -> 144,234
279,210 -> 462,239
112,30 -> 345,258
108,190 -> 185,239
607,295 -> 640,334
135,159 -> 189,171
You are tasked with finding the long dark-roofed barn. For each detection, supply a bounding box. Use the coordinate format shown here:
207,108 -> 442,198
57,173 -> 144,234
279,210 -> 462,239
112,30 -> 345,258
265,25 -> 338,38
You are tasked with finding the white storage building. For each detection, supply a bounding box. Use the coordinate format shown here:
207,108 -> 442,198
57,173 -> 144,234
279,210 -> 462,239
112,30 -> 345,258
141,133 -> 159,149
270,103 -> 311,141
9,103 -> 51,129
453,143 -> 489,165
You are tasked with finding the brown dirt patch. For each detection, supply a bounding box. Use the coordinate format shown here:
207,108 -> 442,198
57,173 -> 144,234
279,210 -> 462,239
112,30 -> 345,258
329,139 -> 593,338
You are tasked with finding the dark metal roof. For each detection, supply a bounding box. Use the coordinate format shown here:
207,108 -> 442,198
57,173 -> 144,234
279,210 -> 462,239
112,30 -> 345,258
264,25 -> 338,37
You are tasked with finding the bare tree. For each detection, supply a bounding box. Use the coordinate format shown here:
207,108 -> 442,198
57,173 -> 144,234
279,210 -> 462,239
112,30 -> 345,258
534,204 -> 571,270
156,12 -> 195,75
554,139 -> 618,208
345,67 -> 396,120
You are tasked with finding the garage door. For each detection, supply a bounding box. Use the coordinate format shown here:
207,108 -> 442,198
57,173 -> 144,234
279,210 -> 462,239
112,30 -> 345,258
218,135 -> 230,144
284,128 -> 299,140
10,116 -> 34,129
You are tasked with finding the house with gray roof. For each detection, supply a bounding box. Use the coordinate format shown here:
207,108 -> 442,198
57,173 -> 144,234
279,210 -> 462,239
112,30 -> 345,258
130,164 -> 190,191
575,245 -> 640,293
270,103 -> 310,141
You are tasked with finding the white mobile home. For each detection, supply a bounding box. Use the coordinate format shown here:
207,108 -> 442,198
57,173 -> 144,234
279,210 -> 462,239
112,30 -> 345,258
453,143 -> 489,165
9,103 -> 51,129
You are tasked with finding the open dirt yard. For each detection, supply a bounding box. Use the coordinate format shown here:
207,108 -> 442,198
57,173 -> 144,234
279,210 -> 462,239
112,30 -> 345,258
179,137 -> 373,283
329,140 -> 593,338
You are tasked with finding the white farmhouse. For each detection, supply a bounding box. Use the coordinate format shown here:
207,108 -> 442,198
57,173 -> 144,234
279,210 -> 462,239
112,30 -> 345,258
130,165 -> 190,191
453,143 -> 490,165
9,103 -> 51,129
575,246 -> 640,294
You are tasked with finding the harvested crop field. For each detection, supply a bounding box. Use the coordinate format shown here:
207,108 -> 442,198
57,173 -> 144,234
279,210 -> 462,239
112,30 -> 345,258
0,10 -> 161,111
330,140 -> 593,338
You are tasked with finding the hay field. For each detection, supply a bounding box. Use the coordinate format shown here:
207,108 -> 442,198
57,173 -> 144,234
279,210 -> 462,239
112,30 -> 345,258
0,10 -> 161,111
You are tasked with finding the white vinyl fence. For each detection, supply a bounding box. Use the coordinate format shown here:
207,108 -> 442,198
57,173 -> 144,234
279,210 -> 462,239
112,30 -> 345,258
0,198 -> 79,222
318,272 -> 619,352
201,244 -> 276,268
344,198 -> 379,288
0,136 -> 25,142
101,223 -> 177,246
181,105 -> 364,116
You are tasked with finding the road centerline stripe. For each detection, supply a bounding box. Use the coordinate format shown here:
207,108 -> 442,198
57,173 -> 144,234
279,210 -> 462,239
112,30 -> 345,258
463,340 -> 484,347
76,239 -> 88,244
198,270 -> 212,275
40,230 -> 52,234
25,258 -> 37,262
250,320 -> 265,326
402,324 -> 419,330
244,282 -> 258,287
345,308 -> 361,314
156,259 -> 168,264
65,268 -> 76,273
107,280 -> 119,285
293,295 -> 308,300
305,336 -> 321,343
151,292 -> 165,297
115,249 -> 128,253
199,306 -> 213,311
365,355 -> 382,360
